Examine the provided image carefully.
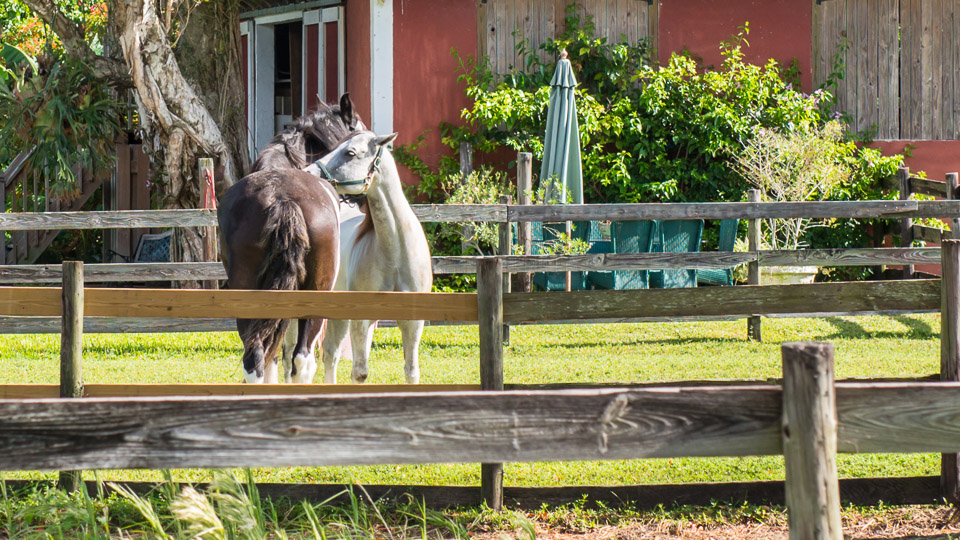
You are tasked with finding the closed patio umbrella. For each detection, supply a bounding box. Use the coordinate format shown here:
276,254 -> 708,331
540,49 -> 583,205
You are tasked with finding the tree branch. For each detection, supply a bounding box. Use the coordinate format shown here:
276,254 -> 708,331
21,0 -> 132,88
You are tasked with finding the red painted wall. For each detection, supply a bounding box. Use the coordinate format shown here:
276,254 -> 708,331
657,0 -> 813,91
345,0 -> 371,125
869,140 -> 960,181
392,0 -> 477,178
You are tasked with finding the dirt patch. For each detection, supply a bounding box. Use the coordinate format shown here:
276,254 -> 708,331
473,506 -> 960,539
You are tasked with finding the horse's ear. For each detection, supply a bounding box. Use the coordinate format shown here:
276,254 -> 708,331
316,94 -> 331,111
375,132 -> 399,148
339,92 -> 358,129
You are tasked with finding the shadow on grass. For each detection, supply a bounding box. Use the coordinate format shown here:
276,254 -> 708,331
811,316 -> 939,341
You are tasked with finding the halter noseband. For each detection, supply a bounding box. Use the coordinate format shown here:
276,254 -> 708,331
312,145 -> 384,195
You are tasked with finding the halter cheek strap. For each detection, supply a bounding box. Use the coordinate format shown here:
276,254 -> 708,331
312,145 -> 384,195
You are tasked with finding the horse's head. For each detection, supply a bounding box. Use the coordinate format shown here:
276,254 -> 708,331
309,130 -> 398,196
302,93 -> 365,161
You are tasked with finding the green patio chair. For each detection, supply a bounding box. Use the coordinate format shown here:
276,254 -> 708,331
697,219 -> 741,286
531,221 -> 601,291
649,219 -> 704,288
588,220 -> 655,290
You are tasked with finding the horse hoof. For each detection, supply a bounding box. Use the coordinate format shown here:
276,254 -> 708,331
291,353 -> 317,384
352,373 -> 368,384
244,370 -> 264,384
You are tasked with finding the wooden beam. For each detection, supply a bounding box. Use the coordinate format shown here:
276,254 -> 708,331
3,382 -> 960,471
0,209 -> 217,230
502,280 -> 941,323
941,240 -> 960,505
0,262 -> 226,284
910,176 -> 948,198
2,200 -> 959,231
477,257 -> 505,510
748,189 -> 762,342
506,201 -> 958,222
57,261 -> 84,492
0,288 -> 479,321
0,384 -> 483,399
782,342 -> 842,540
912,224 -> 944,244
900,167 -> 915,278
0,248 -> 943,284
0,387 -> 784,471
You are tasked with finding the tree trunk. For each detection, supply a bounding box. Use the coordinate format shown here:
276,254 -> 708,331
109,0 -> 248,273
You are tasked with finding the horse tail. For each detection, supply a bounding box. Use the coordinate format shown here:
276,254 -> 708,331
241,192 -> 309,377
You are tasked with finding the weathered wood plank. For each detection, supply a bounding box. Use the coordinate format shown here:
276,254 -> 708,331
502,280 -> 941,323
912,224 -> 945,244
0,384 -> 482,399
837,382 -> 960,453
433,253 -> 756,274
58,261 -> 84,491
941,240 -> 960,504
0,288 -> 479,321
3,201 -> 959,232
0,316 -> 234,334
878,0 -> 900,138
411,204 -> 505,222
909,176 -> 948,198
507,201 -> 955,221
0,387 -> 784,471
3,382 -> 960,471
782,342 -> 842,540
0,210 -> 218,230
757,247 -> 941,267
0,262 -> 227,284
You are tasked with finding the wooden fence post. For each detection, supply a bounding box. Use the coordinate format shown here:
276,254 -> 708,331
947,172 -> 959,240
477,257 -> 504,510
782,341 -> 842,540
58,261 -> 84,491
899,166 -> 914,278
941,239 -> 960,505
517,152 -> 533,293
460,142 -> 473,179
499,195 -> 512,346
748,189 -> 762,341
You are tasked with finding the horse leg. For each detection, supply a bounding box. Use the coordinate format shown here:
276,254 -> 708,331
398,319 -> 424,384
321,319 -> 349,383
237,319 -> 265,384
349,319 -> 377,384
282,324 -> 297,383
290,318 -> 326,383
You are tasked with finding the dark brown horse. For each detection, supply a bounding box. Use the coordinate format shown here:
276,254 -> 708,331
218,94 -> 361,383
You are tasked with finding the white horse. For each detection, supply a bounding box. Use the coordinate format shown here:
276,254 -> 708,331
304,130 -> 433,384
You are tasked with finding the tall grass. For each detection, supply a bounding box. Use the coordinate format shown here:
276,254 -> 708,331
0,471 -> 472,539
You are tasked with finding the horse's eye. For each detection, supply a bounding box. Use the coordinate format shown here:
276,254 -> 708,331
346,149 -> 357,157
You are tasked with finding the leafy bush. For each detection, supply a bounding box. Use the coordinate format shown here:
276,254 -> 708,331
394,9 -> 906,283
0,44 -> 122,200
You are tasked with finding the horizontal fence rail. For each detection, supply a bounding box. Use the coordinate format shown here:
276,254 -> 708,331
1,382 -> 959,472
0,280 -> 938,322
0,248 -> 944,283
0,288 -> 478,321
2,201 -> 960,230
501,280 -> 940,322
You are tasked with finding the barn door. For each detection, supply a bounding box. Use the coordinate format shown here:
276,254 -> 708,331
303,6 -> 345,112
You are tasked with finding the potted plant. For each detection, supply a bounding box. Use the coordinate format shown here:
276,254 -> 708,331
732,121 -> 849,284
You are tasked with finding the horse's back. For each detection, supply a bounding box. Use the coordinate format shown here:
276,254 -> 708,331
219,169 -> 340,291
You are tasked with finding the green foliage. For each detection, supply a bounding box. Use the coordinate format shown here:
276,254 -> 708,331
393,9 -> 907,281
0,45 -> 122,200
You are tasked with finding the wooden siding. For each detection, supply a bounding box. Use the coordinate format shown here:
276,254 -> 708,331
814,0 -> 960,140
479,0 -> 657,75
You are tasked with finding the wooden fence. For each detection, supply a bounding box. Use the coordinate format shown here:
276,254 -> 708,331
1,196 -> 957,335
2,245 -> 960,533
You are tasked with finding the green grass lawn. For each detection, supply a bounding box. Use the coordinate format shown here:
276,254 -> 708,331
0,314 -> 943,487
